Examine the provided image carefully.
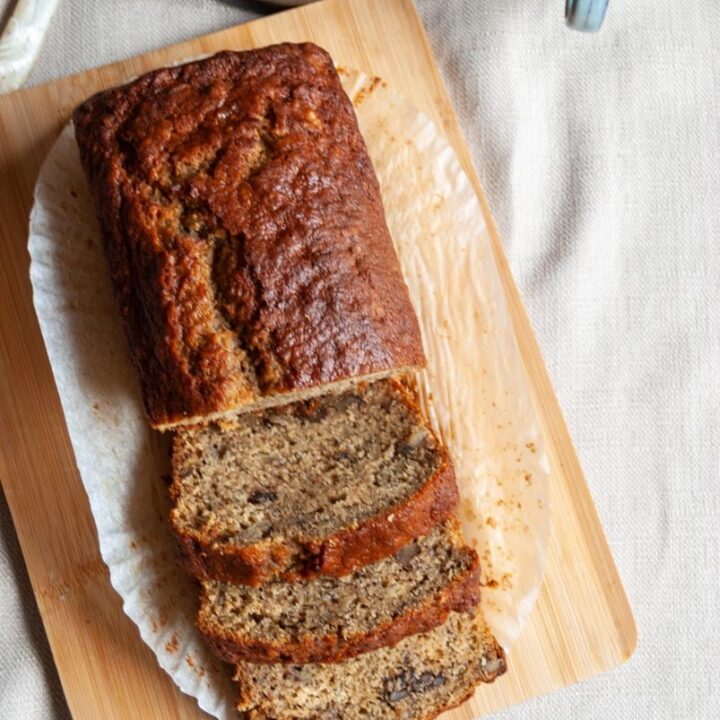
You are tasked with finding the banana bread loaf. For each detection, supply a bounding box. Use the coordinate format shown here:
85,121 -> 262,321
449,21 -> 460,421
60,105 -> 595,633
234,610 -> 506,720
170,379 -> 457,584
198,519 -> 479,664
73,43 -> 424,430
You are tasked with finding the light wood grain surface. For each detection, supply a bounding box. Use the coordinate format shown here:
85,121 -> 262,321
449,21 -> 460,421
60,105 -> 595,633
0,0 -> 636,718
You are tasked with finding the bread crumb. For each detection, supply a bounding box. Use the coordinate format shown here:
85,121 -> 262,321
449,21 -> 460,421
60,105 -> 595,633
354,89 -> 368,107
499,573 -> 513,590
165,634 -> 179,654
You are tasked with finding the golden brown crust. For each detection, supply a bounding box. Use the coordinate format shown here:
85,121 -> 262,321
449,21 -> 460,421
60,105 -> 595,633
198,549 -> 481,664
73,43 -> 424,430
171,454 -> 458,585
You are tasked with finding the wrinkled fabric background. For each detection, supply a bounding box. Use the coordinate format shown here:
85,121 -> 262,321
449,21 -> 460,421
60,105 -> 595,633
1,1 -> 718,718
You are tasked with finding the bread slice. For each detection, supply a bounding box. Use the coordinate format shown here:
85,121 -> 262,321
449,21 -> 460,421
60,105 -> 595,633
198,519 -> 479,664
170,379 -> 457,584
234,610 -> 506,720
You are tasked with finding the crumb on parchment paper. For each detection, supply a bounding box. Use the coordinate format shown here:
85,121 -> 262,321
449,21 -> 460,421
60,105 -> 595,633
165,634 -> 179,654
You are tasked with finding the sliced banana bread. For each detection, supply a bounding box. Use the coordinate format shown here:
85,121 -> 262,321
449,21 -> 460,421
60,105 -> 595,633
235,610 -> 506,720
170,379 -> 457,584
198,519 -> 478,664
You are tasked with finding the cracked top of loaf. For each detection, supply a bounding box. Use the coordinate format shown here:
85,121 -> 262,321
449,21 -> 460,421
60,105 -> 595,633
73,42 -> 424,429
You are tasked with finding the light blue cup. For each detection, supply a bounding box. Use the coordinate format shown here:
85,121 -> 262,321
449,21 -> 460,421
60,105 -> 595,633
566,0 -> 609,32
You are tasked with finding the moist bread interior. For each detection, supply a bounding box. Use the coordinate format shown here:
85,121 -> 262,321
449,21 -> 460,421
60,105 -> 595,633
200,520 -> 474,642
235,610 -> 506,720
172,380 -> 441,545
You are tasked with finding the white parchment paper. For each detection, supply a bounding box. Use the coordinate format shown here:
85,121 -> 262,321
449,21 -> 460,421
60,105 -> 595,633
28,70 -> 550,718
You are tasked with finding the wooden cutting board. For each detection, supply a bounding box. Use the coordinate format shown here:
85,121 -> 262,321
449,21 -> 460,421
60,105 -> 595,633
0,0 -> 636,717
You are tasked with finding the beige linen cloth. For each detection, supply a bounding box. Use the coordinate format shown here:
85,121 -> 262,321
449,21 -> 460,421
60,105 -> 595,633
1,1 -> 718,718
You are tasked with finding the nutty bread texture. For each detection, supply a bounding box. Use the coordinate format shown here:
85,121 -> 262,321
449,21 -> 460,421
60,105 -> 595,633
198,519 -> 479,664
170,379 -> 458,584
73,43 -> 424,429
234,610 -> 506,720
